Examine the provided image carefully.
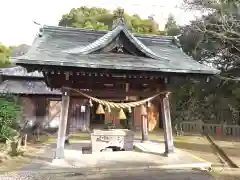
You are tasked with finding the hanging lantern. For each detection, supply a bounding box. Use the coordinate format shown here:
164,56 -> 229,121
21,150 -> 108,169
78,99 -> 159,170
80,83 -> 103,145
119,108 -> 126,120
96,104 -> 105,114
89,98 -> 93,107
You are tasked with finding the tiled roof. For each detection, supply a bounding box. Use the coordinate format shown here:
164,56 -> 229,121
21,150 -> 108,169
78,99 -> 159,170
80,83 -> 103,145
65,26 -> 161,60
0,80 -> 60,95
0,66 -> 43,77
15,24 -> 220,75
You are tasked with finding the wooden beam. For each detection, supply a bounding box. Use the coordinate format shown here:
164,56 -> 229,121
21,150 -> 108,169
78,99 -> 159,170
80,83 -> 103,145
70,90 -> 157,98
47,73 -> 164,86
40,68 -> 167,79
46,80 -> 163,92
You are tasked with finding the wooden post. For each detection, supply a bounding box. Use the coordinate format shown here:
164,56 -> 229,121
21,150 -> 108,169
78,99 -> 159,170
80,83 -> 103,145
65,99 -> 72,145
141,104 -> 148,142
125,83 -> 131,129
24,134 -> 27,147
128,108 -> 134,130
54,91 -> 70,159
161,93 -> 174,155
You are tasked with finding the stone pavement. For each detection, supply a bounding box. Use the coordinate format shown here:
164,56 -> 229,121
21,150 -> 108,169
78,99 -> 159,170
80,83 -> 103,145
134,140 -> 211,169
20,140 -> 211,171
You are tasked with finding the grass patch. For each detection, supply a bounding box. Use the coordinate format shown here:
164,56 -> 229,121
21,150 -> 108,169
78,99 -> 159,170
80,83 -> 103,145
42,132 -> 91,143
135,132 -> 191,143
174,136 -> 191,143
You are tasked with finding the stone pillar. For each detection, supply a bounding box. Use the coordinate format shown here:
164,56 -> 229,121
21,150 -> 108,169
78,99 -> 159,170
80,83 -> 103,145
141,104 -> 148,142
54,91 -> 70,159
161,93 -> 174,155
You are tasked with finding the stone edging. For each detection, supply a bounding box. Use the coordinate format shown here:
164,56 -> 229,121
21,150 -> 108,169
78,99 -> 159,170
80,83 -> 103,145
205,135 -> 239,168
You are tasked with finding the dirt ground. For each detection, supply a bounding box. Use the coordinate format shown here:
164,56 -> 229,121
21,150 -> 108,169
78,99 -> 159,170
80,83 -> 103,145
0,131 -> 239,180
0,142 -> 46,172
138,131 -> 240,180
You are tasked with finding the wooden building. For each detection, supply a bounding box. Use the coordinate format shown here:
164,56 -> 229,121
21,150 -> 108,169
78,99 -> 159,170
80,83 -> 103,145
0,66 -> 62,129
13,10 -> 219,158
0,66 -> 157,131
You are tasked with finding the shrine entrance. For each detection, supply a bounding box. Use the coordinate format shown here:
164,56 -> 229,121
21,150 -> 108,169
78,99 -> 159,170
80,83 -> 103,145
15,8 -> 219,162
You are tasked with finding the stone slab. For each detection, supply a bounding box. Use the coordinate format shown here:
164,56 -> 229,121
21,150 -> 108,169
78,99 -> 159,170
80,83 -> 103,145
42,141 -> 211,170
19,140 -> 212,172
134,141 -> 212,169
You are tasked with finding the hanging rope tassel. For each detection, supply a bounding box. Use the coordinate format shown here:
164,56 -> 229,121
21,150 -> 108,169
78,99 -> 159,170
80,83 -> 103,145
62,86 -> 170,109
119,108 -> 126,120
96,104 -> 105,114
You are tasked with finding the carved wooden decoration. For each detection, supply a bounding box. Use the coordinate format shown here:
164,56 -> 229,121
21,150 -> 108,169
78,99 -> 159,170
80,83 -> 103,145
116,43 -> 124,53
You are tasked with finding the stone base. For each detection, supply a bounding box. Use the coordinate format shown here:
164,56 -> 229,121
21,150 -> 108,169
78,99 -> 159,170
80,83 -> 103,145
51,159 -> 72,167
141,140 -> 149,143
164,148 -> 175,157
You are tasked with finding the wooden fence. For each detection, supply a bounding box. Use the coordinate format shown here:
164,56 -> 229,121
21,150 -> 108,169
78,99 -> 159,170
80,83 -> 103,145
179,120 -> 240,137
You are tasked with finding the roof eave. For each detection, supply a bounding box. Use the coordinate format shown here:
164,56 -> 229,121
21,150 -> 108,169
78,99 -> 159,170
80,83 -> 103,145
15,58 -> 220,75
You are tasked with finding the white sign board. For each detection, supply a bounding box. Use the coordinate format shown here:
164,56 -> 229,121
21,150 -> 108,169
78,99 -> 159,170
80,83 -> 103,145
80,105 -> 86,112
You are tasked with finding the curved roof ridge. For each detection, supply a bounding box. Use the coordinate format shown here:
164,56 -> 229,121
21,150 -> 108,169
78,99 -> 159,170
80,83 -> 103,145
122,28 -> 169,61
65,26 -> 123,54
43,25 -> 176,44
64,25 -> 168,61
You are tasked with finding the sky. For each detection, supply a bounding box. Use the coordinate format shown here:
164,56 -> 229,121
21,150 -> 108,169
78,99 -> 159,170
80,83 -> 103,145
0,0 -> 200,46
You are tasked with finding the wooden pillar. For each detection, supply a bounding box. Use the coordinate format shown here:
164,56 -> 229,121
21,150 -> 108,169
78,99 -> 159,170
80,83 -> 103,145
141,104 -> 148,142
128,108 -> 134,130
161,93 -> 174,155
54,91 -> 70,159
125,83 -> 131,129
65,99 -> 72,145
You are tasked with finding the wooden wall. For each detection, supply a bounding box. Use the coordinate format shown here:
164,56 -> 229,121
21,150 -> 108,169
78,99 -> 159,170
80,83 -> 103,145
19,96 -> 161,133
68,98 -> 90,132
19,96 -> 90,133
20,97 -> 38,126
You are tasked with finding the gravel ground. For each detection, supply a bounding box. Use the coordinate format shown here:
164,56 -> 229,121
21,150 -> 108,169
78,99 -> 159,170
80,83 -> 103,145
0,169 -> 215,180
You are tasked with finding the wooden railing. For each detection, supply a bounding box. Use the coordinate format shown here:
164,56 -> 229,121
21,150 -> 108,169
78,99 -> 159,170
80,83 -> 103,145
178,120 -> 240,137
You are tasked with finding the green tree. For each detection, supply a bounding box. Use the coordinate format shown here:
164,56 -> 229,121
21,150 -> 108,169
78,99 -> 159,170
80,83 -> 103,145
175,0 -> 240,125
59,6 -> 159,34
0,43 -> 11,67
0,95 -> 22,142
182,0 -> 240,73
164,14 -> 181,36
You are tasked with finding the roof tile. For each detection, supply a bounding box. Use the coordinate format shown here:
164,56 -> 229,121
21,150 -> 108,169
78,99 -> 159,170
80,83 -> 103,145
15,25 -> 219,75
